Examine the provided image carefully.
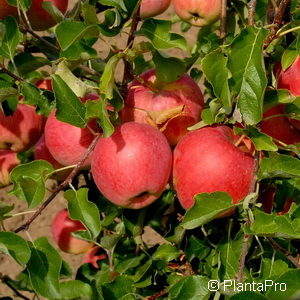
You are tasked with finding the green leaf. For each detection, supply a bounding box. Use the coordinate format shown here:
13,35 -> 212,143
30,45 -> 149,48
263,89 -> 298,112
281,40 -> 298,71
55,21 -> 99,51
152,244 -> 181,262
100,234 -> 121,251
0,202 -> 14,221
138,19 -> 187,50
202,49 -> 231,112
182,192 -> 236,230
10,161 -> 54,208
0,16 -> 22,60
228,27 -> 268,125
153,51 -> 186,83
266,270 -> 300,299
260,258 -> 289,281
27,237 -> 61,299
168,275 -> 210,300
258,153 -> 300,180
185,236 -> 210,261
85,100 -> 114,138
0,232 -> 31,266
52,74 -> 86,128
0,82 -> 18,102
247,208 -> 300,239
101,276 -> 135,300
14,53 -> 49,76
64,188 -> 101,240
59,280 -> 93,299
42,1 -> 64,23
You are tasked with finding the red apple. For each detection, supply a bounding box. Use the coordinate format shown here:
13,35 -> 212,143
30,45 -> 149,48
27,0 -> 68,31
91,122 -> 172,209
36,79 -> 52,91
173,0 -> 222,27
173,126 -> 256,210
82,246 -> 107,269
276,57 -> 300,131
51,209 -> 93,254
140,0 -> 171,19
260,105 -> 300,145
0,0 -> 17,19
0,104 -> 45,152
121,69 -> 204,146
277,197 -> 294,215
0,150 -> 20,187
44,110 -> 99,167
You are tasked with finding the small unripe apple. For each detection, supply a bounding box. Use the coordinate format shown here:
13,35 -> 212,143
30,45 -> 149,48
140,0 -> 171,19
91,122 -> 172,209
173,0 -> 222,27
0,150 -> 20,187
51,209 -> 93,254
0,0 -> 17,19
0,104 -> 45,152
44,110 -> 99,167
173,126 -> 255,210
121,69 -> 204,146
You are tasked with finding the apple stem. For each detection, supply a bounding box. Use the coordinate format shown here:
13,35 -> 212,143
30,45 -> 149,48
220,0 -> 228,39
248,0 -> 257,26
14,133 -> 101,233
146,288 -> 168,300
234,134 -> 246,148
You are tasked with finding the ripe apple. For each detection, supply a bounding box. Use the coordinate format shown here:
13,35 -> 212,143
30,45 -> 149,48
0,150 -> 20,187
276,57 -> 300,131
27,0 -> 68,31
51,209 -> 93,254
140,0 -> 171,19
173,0 -> 222,27
0,104 -> 45,152
260,105 -> 300,145
173,126 -> 256,210
82,246 -> 107,269
121,69 -> 204,146
91,122 -> 172,209
0,0 -> 17,19
36,79 -> 52,91
44,110 -> 99,167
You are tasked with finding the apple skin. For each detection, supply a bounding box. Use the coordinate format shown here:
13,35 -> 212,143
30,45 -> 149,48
121,69 -> 204,146
0,0 -> 17,19
140,0 -> 171,19
91,122 -> 172,209
44,110 -> 99,167
0,104 -> 45,152
173,0 -> 222,27
27,0 -> 68,31
0,150 -> 20,187
36,79 -> 52,91
260,105 -> 300,145
173,126 -> 256,210
276,57 -> 300,130
51,209 -> 93,254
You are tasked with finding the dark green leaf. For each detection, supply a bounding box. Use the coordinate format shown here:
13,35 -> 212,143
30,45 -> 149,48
152,244 -> 181,262
59,280 -> 93,299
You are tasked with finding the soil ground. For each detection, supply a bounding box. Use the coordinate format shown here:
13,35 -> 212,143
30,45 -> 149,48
0,2 -> 199,298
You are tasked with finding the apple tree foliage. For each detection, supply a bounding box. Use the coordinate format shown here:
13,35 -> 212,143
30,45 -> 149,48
0,0 -> 300,299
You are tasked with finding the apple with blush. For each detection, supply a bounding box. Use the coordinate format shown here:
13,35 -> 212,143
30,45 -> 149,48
121,69 -> 204,146
140,0 -> 171,19
173,0 -> 222,27
0,150 -> 20,187
91,122 -> 172,209
0,104 -> 45,152
51,209 -> 93,254
173,126 -> 256,211
0,0 -> 17,20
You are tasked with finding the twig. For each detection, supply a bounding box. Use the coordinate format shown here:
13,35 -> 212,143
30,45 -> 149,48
248,0 -> 257,26
122,2 -> 141,88
14,133 -> 101,233
19,25 -> 60,53
220,0 -> 228,38
268,237 -> 300,268
0,65 -> 24,82
264,0 -> 291,48
146,288 -> 168,300
0,274 -> 31,300
237,232 -> 250,282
